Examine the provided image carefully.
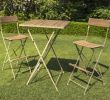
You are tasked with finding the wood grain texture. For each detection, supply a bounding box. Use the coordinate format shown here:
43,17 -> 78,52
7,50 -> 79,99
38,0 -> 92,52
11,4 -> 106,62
19,19 -> 70,29
5,35 -> 28,41
0,16 -> 18,23
73,40 -> 103,48
88,18 -> 110,28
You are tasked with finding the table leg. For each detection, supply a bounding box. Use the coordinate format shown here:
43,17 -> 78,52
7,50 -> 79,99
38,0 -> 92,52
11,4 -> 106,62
44,30 -> 64,72
27,29 -> 59,91
44,30 -> 64,85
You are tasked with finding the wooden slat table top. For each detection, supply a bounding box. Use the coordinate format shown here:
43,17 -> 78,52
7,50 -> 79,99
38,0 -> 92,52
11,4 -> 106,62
19,19 -> 70,29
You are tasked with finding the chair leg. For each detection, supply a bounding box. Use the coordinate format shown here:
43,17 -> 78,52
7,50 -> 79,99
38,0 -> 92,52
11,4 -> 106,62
20,39 -> 32,73
75,45 -> 84,61
95,49 -> 104,84
90,49 -> 104,83
67,46 -> 84,85
6,42 -> 16,79
2,52 -> 8,70
10,43 -> 24,77
86,49 -> 95,68
67,67 -> 75,85
12,48 -> 19,66
67,55 -> 81,86
84,49 -> 104,95
84,69 -> 95,95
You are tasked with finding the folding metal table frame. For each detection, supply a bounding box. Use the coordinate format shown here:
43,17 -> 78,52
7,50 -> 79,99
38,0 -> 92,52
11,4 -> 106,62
19,19 -> 69,91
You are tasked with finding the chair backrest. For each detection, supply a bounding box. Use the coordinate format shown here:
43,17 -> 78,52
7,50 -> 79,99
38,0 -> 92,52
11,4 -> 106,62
88,18 -> 110,28
85,18 -> 110,46
0,16 -> 18,24
0,16 -> 20,35
0,16 -> 20,50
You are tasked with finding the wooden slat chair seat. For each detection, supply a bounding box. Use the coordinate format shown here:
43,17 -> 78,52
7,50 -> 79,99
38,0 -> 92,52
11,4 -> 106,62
5,35 -> 28,41
73,40 -> 103,49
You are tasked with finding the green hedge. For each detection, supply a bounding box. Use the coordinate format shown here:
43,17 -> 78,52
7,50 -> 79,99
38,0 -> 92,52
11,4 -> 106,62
2,21 -> 110,37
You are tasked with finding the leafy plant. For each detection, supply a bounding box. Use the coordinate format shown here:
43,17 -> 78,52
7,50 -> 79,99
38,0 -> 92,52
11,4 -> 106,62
89,7 -> 110,19
1,0 -> 110,21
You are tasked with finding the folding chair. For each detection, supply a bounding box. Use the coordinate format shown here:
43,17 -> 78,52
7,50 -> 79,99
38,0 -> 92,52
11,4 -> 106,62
0,16 -> 31,79
67,18 -> 110,95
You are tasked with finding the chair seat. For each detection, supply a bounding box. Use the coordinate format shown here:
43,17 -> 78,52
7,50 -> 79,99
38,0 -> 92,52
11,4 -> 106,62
5,35 -> 28,41
73,40 -> 103,49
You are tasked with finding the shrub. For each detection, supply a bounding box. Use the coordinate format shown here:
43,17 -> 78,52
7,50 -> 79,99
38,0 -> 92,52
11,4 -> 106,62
1,0 -> 109,21
1,0 -> 88,21
89,7 -> 110,19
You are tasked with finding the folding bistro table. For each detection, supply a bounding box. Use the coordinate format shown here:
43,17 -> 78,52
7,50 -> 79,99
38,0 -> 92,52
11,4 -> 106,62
19,19 -> 70,91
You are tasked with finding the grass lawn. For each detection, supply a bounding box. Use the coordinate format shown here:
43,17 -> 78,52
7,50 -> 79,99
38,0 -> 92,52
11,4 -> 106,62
0,34 -> 110,100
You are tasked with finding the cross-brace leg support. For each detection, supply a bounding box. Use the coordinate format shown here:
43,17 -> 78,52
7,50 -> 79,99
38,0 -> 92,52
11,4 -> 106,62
2,38 -> 31,79
67,44 -> 104,95
26,29 -> 62,92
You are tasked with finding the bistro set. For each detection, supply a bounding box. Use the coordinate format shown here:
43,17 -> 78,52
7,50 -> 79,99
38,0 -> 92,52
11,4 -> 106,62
0,16 -> 110,95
